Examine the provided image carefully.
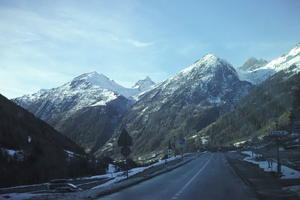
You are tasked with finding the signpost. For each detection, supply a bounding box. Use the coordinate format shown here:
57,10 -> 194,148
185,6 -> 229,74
269,130 -> 287,175
165,141 -> 173,166
178,138 -> 186,160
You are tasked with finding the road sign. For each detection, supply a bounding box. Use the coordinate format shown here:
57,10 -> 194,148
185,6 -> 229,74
167,149 -> 173,157
121,146 -> 131,157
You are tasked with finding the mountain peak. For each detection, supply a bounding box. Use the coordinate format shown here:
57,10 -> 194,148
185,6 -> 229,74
69,72 -> 139,98
192,54 -> 218,65
239,57 -> 268,71
73,71 -> 109,83
144,76 -> 152,81
72,72 -> 119,89
202,53 -> 218,61
132,76 -> 155,92
181,53 -> 233,75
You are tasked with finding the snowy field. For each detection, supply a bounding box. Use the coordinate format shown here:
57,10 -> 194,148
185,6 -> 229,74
242,151 -> 300,179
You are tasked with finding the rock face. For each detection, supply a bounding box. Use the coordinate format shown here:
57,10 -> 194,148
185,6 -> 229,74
13,72 -> 134,153
100,54 -> 253,158
238,43 -> 300,84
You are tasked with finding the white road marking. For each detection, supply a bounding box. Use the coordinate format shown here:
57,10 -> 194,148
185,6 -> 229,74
171,154 -> 212,199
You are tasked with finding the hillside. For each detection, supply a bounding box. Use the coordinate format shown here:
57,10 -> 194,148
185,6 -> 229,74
0,94 -> 89,187
198,64 -> 300,147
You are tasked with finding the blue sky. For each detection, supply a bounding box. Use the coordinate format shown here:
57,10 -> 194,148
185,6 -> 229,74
0,0 -> 299,98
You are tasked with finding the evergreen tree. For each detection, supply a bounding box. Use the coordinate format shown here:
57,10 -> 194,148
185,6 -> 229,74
117,128 -> 133,178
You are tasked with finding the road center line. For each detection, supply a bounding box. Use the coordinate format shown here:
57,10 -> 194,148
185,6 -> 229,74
171,154 -> 212,199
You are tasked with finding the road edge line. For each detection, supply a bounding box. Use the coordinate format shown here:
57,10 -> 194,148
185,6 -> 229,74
94,155 -> 197,199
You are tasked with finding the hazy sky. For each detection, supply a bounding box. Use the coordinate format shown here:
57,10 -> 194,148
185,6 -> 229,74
1,0 -> 300,98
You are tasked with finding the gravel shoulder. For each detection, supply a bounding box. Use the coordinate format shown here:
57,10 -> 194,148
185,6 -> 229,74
225,151 -> 299,200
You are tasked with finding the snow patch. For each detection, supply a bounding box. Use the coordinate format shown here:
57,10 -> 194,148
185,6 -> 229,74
27,136 -> 31,143
90,89 -> 117,107
82,155 -> 183,189
1,148 -> 25,161
238,44 -> 300,84
0,193 -> 46,200
64,150 -> 82,160
242,151 -> 300,179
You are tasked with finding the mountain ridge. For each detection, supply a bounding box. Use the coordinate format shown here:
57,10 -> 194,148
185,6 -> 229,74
238,43 -> 300,84
99,54 -> 253,158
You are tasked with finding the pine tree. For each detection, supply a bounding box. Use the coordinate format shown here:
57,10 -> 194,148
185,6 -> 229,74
117,128 -> 133,178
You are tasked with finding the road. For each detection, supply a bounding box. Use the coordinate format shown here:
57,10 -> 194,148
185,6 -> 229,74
98,153 -> 257,200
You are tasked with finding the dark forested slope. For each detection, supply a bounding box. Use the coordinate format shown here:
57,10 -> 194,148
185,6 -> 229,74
0,94 -> 89,187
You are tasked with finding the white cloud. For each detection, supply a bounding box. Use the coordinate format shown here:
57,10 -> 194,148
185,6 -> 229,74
0,2 -> 162,98
127,39 -> 154,47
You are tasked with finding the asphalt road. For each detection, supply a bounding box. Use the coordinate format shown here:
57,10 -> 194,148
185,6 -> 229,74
98,152 -> 257,200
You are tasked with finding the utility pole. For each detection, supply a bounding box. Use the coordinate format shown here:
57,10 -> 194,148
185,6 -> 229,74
275,122 -> 281,175
276,136 -> 281,175
118,128 -> 133,179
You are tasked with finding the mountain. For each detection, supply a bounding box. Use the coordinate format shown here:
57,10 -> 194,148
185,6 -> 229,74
238,57 -> 268,71
0,94 -> 88,187
198,63 -> 300,147
13,72 -> 134,153
132,76 -> 155,92
238,43 -> 300,84
98,54 -> 253,158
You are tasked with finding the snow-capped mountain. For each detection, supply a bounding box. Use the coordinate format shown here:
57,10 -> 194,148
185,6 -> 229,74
61,71 -> 142,98
238,43 -> 300,84
14,72 -> 123,122
132,76 -> 155,92
13,72 -> 135,152
238,57 -> 268,71
99,54 -> 253,157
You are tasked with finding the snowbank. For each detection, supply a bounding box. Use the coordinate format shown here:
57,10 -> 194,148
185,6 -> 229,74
91,155 -> 182,189
242,151 -> 300,179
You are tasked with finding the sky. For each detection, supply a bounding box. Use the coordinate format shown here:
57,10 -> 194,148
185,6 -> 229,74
0,0 -> 300,98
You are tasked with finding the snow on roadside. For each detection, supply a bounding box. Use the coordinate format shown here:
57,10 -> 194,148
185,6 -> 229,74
151,155 -> 181,167
0,154 -> 185,198
92,166 -> 148,189
91,155 -> 183,189
0,193 -> 45,200
1,148 -> 25,161
242,151 -> 300,179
